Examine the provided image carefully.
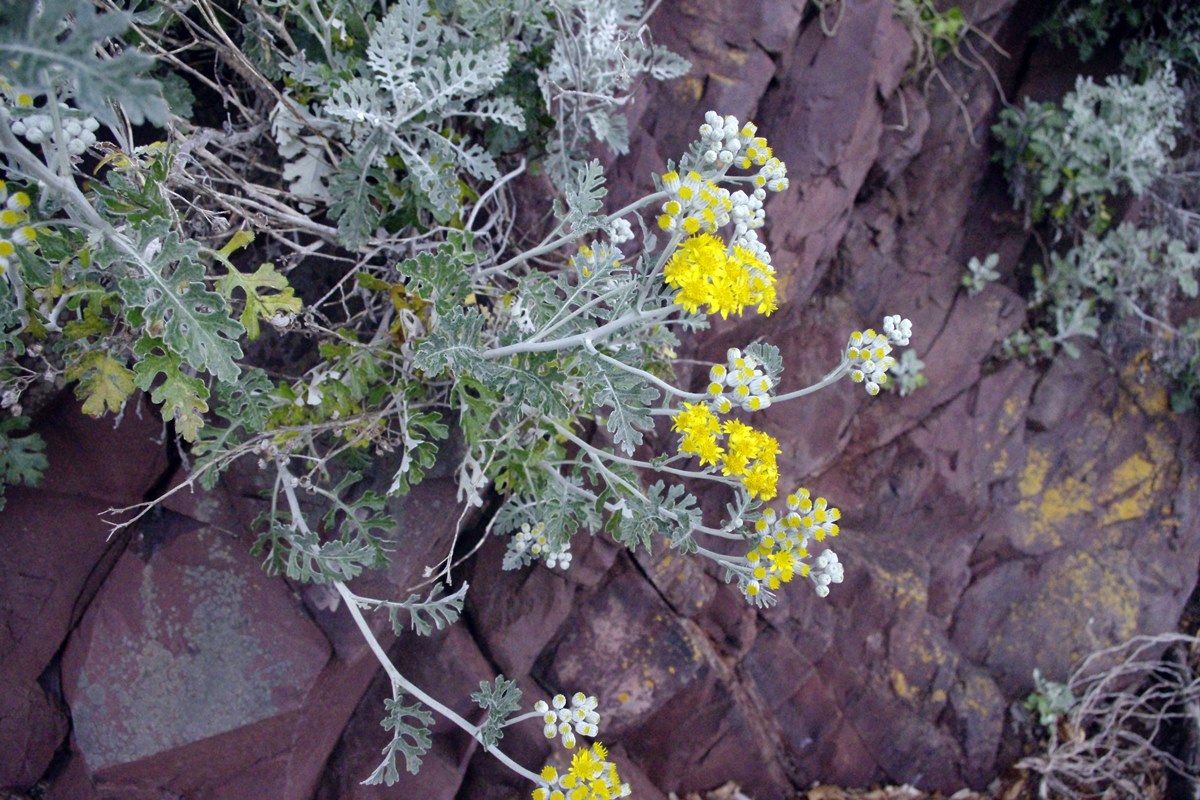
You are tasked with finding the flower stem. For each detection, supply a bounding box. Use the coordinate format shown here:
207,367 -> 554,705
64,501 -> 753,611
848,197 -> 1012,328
584,340 -> 705,401
484,306 -> 672,359
772,360 -> 849,403
276,466 -> 542,786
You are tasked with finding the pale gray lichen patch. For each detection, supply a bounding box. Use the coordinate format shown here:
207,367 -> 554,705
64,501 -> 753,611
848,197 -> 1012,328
69,529 -> 327,771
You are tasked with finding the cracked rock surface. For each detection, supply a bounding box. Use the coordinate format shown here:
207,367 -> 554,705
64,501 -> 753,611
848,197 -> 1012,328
3,1 -> 1200,798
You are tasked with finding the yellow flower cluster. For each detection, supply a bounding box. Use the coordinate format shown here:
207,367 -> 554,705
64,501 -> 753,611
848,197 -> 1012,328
671,402 -> 781,500
533,743 -> 630,800
656,169 -> 732,235
721,419 -> 780,499
671,401 -> 723,466
662,233 -> 777,319
743,489 -> 841,598
0,181 -> 36,279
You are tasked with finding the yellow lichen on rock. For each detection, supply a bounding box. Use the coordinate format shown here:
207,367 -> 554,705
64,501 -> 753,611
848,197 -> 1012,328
1098,451 -> 1156,525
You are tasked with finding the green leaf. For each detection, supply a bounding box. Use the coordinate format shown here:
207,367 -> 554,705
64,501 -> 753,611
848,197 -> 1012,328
615,480 -> 702,553
0,416 -> 47,488
413,306 -> 489,376
216,262 -> 302,340
132,336 -> 211,442
212,367 -> 275,434
157,70 -> 195,119
329,147 -> 393,251
65,351 -> 135,416
491,353 -> 571,421
418,44 -> 512,109
366,0 -> 445,72
287,535 -> 381,583
363,693 -> 435,784
0,0 -> 169,131
744,342 -> 783,385
448,375 -> 500,448
116,221 -> 244,382
471,676 -> 522,749
395,232 -> 477,315
0,416 -> 46,512
190,368 -> 276,489
387,404 -> 449,496
558,158 -> 607,231
580,352 -> 659,455
386,582 -> 468,636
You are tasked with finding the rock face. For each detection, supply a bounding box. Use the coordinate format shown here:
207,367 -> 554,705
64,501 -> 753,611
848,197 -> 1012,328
4,0 -> 1200,798
62,525 -> 330,786
0,393 -> 167,791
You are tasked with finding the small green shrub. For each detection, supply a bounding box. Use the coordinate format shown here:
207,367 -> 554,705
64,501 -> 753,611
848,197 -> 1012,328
993,67 -> 1182,231
962,252 -> 1000,296
992,13 -> 1200,406
1025,668 -> 1076,729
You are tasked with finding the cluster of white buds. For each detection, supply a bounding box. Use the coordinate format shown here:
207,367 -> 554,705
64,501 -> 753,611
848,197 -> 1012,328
0,181 -> 37,281
810,549 -> 844,598
729,189 -> 765,243
697,111 -> 748,168
883,314 -> 913,346
2,388 -> 21,416
605,217 -> 634,244
535,692 -> 600,749
845,329 -> 894,396
696,111 -> 789,192
513,522 -> 572,570
706,348 -> 773,413
10,105 -> 99,155
845,315 -> 913,396
754,155 -> 788,194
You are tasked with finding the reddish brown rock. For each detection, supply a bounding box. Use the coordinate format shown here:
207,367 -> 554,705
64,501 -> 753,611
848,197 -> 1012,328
32,391 -> 168,508
48,462 -> 469,798
0,682 -> 67,790
1,391 -> 168,790
953,350 -> 1200,693
463,534 -> 579,677
60,524 -> 331,790
540,557 -> 707,736
43,747 -> 101,800
8,1 -> 1200,799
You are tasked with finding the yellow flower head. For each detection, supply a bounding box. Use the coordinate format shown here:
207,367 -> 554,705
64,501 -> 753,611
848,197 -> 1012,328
541,744 -> 626,800
743,459 -> 780,500
672,402 -> 724,466
662,234 -> 777,319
